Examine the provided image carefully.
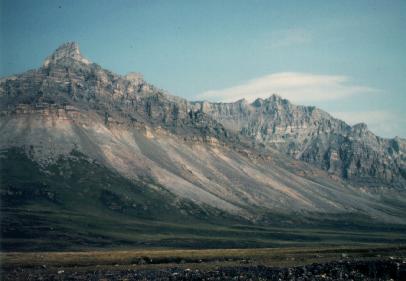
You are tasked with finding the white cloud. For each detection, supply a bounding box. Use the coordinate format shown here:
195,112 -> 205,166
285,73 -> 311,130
332,110 -> 405,138
198,72 -> 377,104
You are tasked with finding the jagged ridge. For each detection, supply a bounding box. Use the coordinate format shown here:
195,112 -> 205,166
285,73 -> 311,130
1,42 -> 405,188
1,42 -> 406,224
195,96 -> 406,187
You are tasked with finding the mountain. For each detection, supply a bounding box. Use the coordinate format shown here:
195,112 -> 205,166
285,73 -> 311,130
195,96 -> 406,188
1,42 -> 406,250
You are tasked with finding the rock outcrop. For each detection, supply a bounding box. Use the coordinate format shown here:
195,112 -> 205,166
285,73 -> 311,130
2,42 -> 406,254
195,95 -> 406,188
0,42 -> 234,145
1,42 -> 405,189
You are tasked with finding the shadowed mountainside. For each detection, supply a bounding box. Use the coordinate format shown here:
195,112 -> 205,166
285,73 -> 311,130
1,42 -> 406,250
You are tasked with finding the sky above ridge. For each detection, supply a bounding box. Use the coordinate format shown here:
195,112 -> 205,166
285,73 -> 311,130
1,0 -> 405,137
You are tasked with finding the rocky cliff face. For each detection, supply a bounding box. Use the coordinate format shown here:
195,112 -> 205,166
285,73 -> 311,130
0,42 -> 234,145
1,42 -> 405,189
195,96 -> 406,188
1,42 -> 406,223
3,42 -> 406,253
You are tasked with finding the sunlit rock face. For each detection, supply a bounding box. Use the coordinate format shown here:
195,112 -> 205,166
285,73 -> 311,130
43,42 -> 91,67
0,42 -> 405,225
195,95 -> 406,188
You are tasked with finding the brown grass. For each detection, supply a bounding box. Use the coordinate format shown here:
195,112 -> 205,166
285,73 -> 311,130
2,244 -> 405,270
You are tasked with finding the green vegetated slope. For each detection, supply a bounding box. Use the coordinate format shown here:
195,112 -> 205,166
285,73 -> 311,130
1,148 -> 406,251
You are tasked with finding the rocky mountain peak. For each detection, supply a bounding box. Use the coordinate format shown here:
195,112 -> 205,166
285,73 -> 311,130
352,122 -> 368,132
251,94 -> 287,107
268,93 -> 284,102
1,42 -> 404,188
252,98 -> 265,107
43,42 -> 91,67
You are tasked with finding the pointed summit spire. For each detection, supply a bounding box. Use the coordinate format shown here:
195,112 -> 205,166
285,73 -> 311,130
43,42 -> 91,67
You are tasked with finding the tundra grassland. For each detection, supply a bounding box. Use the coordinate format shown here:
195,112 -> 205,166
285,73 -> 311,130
1,245 -> 406,280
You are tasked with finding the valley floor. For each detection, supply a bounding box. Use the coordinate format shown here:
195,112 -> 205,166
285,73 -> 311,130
2,245 -> 406,280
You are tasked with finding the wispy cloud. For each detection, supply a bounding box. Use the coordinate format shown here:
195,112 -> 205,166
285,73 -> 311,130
198,72 -> 378,104
332,111 -> 405,138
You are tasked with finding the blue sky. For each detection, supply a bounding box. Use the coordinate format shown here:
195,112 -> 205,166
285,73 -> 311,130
1,0 -> 405,137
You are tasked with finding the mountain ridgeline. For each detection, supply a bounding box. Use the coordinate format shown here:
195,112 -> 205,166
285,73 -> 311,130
1,42 -> 406,250
2,42 -> 404,188
195,97 -> 406,187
